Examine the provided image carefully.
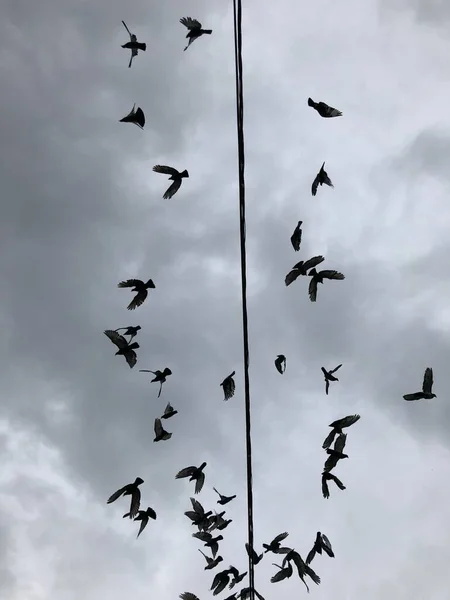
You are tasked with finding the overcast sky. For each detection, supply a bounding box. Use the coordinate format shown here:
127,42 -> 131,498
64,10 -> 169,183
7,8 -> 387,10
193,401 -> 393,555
1,0 -> 450,598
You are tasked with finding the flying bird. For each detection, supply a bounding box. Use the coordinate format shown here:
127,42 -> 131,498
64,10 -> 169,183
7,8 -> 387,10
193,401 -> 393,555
308,98 -> 342,118
185,497 -> 212,531
321,364 -> 342,395
221,371 -> 236,401
176,462 -> 207,494
118,278 -> 155,310
213,488 -> 236,505
104,330 -> 139,369
180,17 -> 212,51
180,593 -> 200,600
323,433 -> 348,473
263,532 -> 290,554
123,507 -> 157,538
210,569 -> 232,596
121,21 -> 146,68
152,165 -> 189,199
270,561 -> 293,583
107,477 -> 143,519
199,549 -> 223,570
275,355 -> 286,374
403,367 -> 436,401
321,471 -> 346,499
290,221 -> 303,251
193,531 -> 223,558
322,414 -> 360,449
139,368 -> 172,398
282,549 -> 320,593
306,532 -> 334,565
308,267 -> 345,302
245,543 -> 263,565
161,402 -> 178,419
153,418 -> 172,442
285,255 -> 325,287
119,104 -> 145,129
228,566 -> 247,589
311,162 -> 333,196
115,325 -> 141,342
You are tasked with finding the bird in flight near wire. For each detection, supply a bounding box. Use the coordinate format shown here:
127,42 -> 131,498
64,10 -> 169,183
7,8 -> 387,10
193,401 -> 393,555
321,364 -> 342,395
199,549 -> 223,570
121,21 -> 146,68
263,532 -> 290,555
308,267 -> 345,302
274,355 -> 286,374
285,256 -> 325,287
153,165 -> 189,199
221,371 -> 236,401
403,367 -> 436,401
176,462 -> 207,494
104,330 -> 139,369
107,477 -> 144,519
153,417 -> 172,442
118,278 -> 155,310
193,531 -> 224,558
311,162 -> 334,196
213,488 -> 236,505
290,221 -> 303,251
245,543 -> 263,565
308,98 -> 342,118
123,507 -> 157,538
185,497 -> 212,531
180,17 -> 213,51
119,104 -> 145,129
139,368 -> 172,398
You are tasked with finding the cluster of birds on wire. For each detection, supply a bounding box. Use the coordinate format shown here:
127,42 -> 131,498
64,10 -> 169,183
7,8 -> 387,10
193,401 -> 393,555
103,15 -> 439,598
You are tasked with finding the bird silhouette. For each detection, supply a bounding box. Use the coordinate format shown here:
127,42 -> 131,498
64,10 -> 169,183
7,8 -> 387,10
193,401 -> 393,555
263,532 -> 290,554
161,401 -> 178,419
221,371 -> 236,401
210,569 -> 232,596
308,268 -> 345,302
228,566 -> 247,589
153,418 -> 172,442
107,477 -> 143,519
290,221 -> 303,251
323,433 -> 348,473
285,256 -> 325,287
180,17 -> 213,51
185,497 -> 212,531
176,462 -> 207,494
282,549 -> 320,593
199,549 -> 223,570
121,21 -> 146,68
152,165 -> 189,199
123,507 -> 157,538
140,368 -> 172,398
115,325 -> 141,343
104,330 -> 139,369
213,488 -> 236,505
119,104 -> 145,129
118,278 -> 155,310
403,367 -> 436,401
322,414 -> 360,449
321,471 -> 346,499
321,364 -> 342,395
311,162 -> 333,196
274,355 -> 286,374
193,531 -> 223,558
308,98 -> 342,118
306,532 -> 334,565
180,593 -> 200,600
270,561 -> 293,583
245,543 -> 263,565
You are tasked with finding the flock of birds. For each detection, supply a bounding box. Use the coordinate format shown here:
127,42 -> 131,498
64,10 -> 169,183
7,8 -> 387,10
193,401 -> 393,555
102,15 -> 439,598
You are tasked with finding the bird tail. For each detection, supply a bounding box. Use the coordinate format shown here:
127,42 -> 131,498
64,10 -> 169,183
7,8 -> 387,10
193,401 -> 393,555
203,29 -> 213,34
137,43 -> 146,51
307,98 -> 315,107
180,169 -> 189,178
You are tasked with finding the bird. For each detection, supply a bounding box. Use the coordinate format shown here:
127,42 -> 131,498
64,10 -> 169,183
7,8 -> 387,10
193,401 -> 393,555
228,566 -> 247,589
139,368 -> 172,398
115,325 -> 141,343
403,367 -> 436,401
199,549 -> 223,570
308,98 -> 342,118
270,561 -> 293,583
176,462 -> 207,494
153,418 -> 172,442
221,371 -> 236,401
119,104 -> 145,129
161,401 -> 178,419
107,477 -> 144,519
282,549 -> 320,593
213,488 -> 236,505
206,510 -> 226,531
118,278 -> 155,310
152,165 -> 189,199
210,569 -> 232,596
322,471 -> 346,499
308,267 -> 345,302
322,414 -> 360,449
238,588 -> 265,600
323,433 -> 348,473
180,593 -> 199,600
263,532 -> 290,554
311,162 -> 333,196
275,355 -> 286,374
285,256 -> 325,287
321,364 -> 342,395
306,532 -> 334,565
123,507 -> 157,538
216,517 -> 233,531
193,531 -> 223,558
290,221 -> 303,251
104,330 -> 139,369
245,543 -> 263,565
121,21 -> 146,68
185,497 -> 212,531
180,17 -> 212,51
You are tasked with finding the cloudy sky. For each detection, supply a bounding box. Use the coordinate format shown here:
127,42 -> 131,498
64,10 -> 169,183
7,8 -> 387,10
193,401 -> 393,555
2,0 -> 450,598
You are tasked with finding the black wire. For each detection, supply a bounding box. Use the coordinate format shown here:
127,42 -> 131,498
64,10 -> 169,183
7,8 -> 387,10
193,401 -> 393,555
232,1 -> 255,598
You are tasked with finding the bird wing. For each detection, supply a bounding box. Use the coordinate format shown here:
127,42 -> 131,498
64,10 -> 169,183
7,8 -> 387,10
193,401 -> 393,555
329,473 -> 346,490
403,392 -> 424,401
127,289 -> 148,310
323,454 -> 338,473
323,103 -> 342,117
321,475 -> 330,499
136,515 -> 149,538
153,164 -> 179,176
154,418 -> 163,438
193,531 -> 211,542
334,432 -> 347,454
284,268 -> 302,287
163,179 -> 182,200
118,279 -> 143,288
272,531 -> 289,545
308,277 -> 318,302
180,17 -> 202,30
176,466 -> 196,478
322,428 -> 337,449
290,225 -> 302,251
422,367 -> 433,394
195,472 -> 205,494
322,171 -> 334,187
180,594 -> 200,600
134,107 -> 145,129
320,270 -> 345,280
210,541 -> 219,558
311,173 -> 320,196
275,357 -> 283,374
330,364 -> 342,374
104,329 -> 128,349
303,255 -> 325,271
305,547 -> 316,565
320,534 -> 334,557
191,497 -> 204,515
129,487 -> 141,519
122,20 -> 132,39
330,414 -> 360,429
107,484 -> 128,504
124,349 -> 137,369
270,568 -> 287,583
325,379 -> 329,395
164,402 -> 173,415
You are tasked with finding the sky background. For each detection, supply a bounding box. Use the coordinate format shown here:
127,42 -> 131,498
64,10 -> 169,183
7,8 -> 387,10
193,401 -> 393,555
1,0 -> 450,598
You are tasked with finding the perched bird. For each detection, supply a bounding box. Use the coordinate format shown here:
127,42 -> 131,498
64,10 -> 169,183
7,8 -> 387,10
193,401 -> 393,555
213,488 -> 236,505
290,221 -> 303,251
306,532 -> 334,565
176,462 -> 207,494
403,367 -> 436,401
139,368 -> 172,398
185,497 -> 212,531
161,401 -> 178,419
282,549 -> 320,593
210,569 -> 232,596
308,267 -> 345,302
324,433 -> 348,473
311,162 -> 333,196
118,278 -> 155,310
153,418 -> 172,442
263,532 -> 290,554
107,477 -> 144,519
275,355 -> 286,374
221,371 -> 236,401
123,507 -> 157,538
104,330 -> 139,369
308,98 -> 342,118
199,549 -> 223,570
180,594 -> 199,600
321,364 -> 342,395
245,543 -> 263,565
285,255 -> 325,287
322,414 -> 361,449
270,561 -> 293,583
119,104 -> 145,129
121,21 -> 146,68
180,17 -> 213,51
322,471 -> 346,499
115,325 -> 141,342
228,566 -> 247,589
193,531 -> 223,558
153,165 -> 189,199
